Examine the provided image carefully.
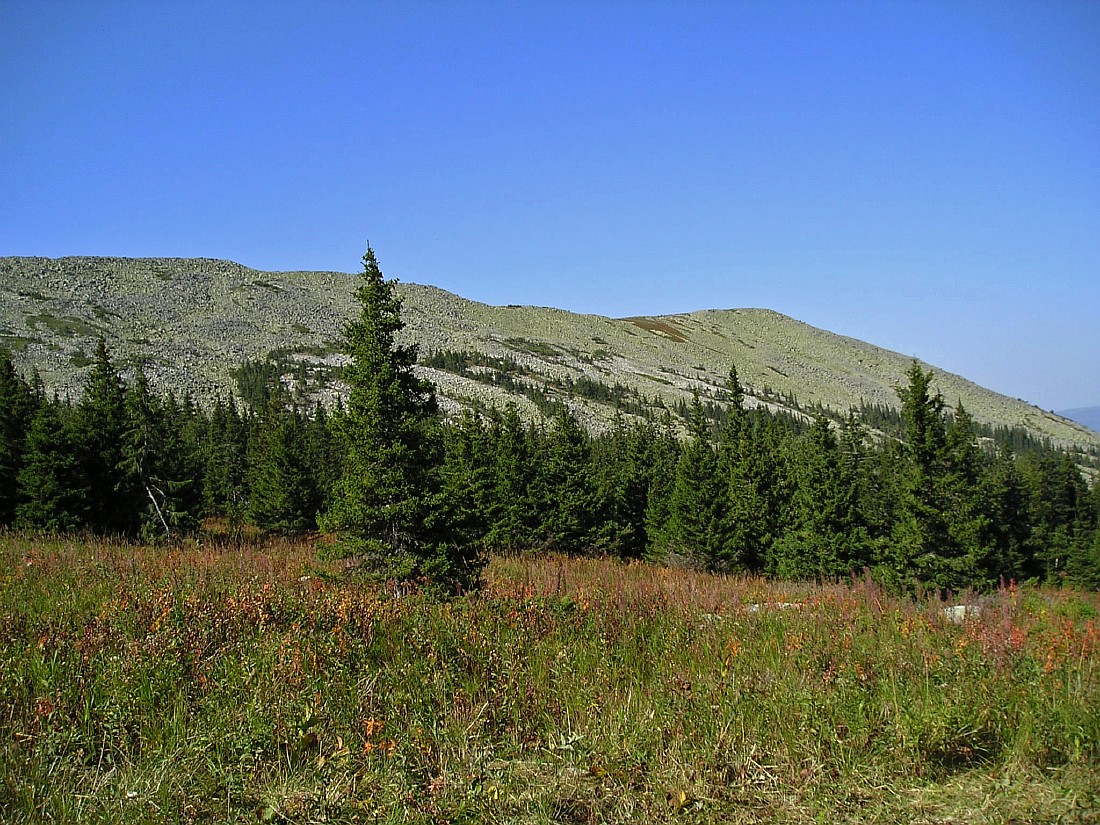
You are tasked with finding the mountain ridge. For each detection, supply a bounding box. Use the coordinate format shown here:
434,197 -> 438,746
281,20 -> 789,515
1,255 -> 1097,449
1058,407 -> 1100,436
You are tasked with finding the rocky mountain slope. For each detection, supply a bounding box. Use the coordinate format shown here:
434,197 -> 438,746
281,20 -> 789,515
1058,407 -> 1100,436
2,255 -> 1097,449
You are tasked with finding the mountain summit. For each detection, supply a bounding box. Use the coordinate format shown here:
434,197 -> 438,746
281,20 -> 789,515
1,255 -> 1096,448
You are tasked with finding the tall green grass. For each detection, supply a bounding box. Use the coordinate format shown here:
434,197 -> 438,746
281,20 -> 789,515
1,534 -> 1098,823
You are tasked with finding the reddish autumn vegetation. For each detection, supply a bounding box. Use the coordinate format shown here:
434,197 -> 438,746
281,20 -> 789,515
2,535 -> 1098,823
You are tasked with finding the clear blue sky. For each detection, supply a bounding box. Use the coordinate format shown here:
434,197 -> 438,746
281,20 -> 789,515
2,1 -> 1097,410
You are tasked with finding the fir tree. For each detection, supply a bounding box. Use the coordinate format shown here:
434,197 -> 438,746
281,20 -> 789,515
662,394 -> 727,569
642,411 -> 681,560
119,367 -> 203,540
0,349 -> 35,526
718,366 -> 781,573
440,410 -> 497,552
16,399 -> 90,532
485,403 -> 538,552
203,396 -> 248,525
533,404 -> 601,554
248,403 -> 319,535
306,402 -> 341,508
320,247 -> 479,590
980,446 -> 1032,582
75,338 -> 130,534
592,417 -> 669,558
1021,451 -> 1090,582
940,401 -> 996,586
890,362 -> 955,589
771,414 -> 869,580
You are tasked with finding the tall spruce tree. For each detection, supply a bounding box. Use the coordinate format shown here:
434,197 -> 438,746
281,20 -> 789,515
203,396 -> 248,525
718,366 -> 779,573
890,361 -> 956,589
771,414 -> 870,580
485,403 -> 538,552
533,404 -> 601,554
440,410 -> 497,552
940,401 -> 996,585
320,247 -> 480,590
120,367 -> 203,540
642,411 -> 681,560
980,445 -> 1032,582
592,417 -> 670,558
1075,479 -> 1100,588
663,394 -> 727,569
75,338 -> 130,534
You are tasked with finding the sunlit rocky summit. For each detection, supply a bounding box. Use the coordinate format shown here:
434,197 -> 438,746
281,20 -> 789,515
1,255 -> 1096,448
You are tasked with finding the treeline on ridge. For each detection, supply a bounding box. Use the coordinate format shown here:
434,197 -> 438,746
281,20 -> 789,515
1,342 -> 1098,592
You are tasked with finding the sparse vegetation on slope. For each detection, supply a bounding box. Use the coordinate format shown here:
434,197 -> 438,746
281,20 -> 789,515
1,256 -> 1096,448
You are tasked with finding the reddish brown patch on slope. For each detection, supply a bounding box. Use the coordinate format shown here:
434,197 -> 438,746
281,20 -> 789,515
627,317 -> 689,343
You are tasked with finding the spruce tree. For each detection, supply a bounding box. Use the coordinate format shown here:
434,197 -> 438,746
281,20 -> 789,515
75,338 -> 130,534
248,403 -> 319,535
440,410 -> 497,551
663,394 -> 727,569
320,247 -> 479,590
120,369 -> 204,540
203,396 -> 248,525
592,417 -> 668,558
771,414 -> 869,580
1020,451 -> 1089,583
718,366 -> 780,573
533,404 -> 601,554
980,445 -> 1031,582
16,398 -> 90,532
486,403 -> 538,552
0,349 -> 35,526
890,361 -> 955,589
642,411 -> 681,560
940,401 -> 996,586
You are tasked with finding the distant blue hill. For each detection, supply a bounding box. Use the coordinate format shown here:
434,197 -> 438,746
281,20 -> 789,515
1058,406 -> 1100,434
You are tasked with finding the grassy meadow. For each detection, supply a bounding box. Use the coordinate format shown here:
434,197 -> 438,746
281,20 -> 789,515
1,533 -> 1098,823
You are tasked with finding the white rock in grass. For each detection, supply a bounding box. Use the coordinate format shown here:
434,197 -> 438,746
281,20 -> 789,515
943,604 -> 981,624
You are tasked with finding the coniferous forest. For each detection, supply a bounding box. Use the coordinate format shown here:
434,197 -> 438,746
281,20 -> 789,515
1,252 -> 1098,595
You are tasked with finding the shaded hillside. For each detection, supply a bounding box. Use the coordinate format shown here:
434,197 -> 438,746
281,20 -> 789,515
1,255 -> 1096,448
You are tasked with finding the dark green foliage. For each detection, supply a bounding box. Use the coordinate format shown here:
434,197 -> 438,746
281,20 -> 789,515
888,362 -> 958,589
592,417 -> 676,558
248,404 -> 320,535
319,247 -> 480,591
75,338 -> 130,534
0,349 -> 36,525
720,367 -> 787,573
980,446 -> 1032,582
119,369 -> 204,541
15,400 -> 90,532
304,402 -> 341,506
532,405 -> 602,554
202,397 -> 249,524
232,358 -> 283,410
422,349 -> 651,419
661,394 -> 728,569
641,413 -> 682,561
770,414 -> 870,580
485,403 -> 540,552
440,410 -> 498,551
1022,451 -> 1093,584
4,317 -> 1098,595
